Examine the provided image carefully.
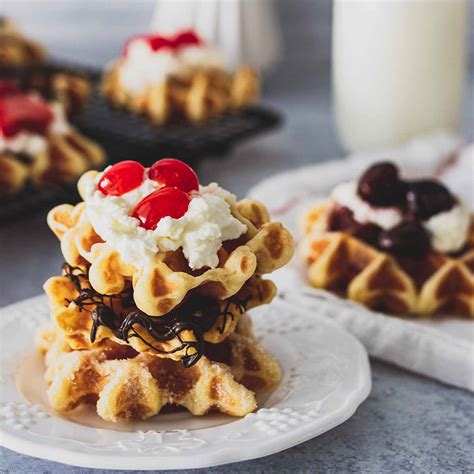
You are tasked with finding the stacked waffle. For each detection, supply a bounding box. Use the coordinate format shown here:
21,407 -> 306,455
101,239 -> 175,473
102,30 -> 259,125
39,159 -> 294,421
299,162 -> 473,317
0,83 -> 104,197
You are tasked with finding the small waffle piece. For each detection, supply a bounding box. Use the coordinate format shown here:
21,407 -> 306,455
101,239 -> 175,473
37,327 -> 280,422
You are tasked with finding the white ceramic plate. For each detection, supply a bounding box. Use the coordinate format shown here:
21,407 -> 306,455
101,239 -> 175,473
0,295 -> 370,470
249,137 -> 474,391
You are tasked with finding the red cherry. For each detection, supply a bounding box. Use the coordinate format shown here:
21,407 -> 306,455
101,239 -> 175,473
122,34 -> 172,57
148,34 -> 172,51
0,93 -> 53,138
149,158 -> 199,193
173,30 -> 202,48
132,187 -> 191,230
98,161 -> 145,196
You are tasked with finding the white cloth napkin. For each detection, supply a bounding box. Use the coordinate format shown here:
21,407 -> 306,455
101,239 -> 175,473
250,132 -> 474,391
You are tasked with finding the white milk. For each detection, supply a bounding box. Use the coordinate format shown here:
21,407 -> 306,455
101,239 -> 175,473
332,0 -> 468,152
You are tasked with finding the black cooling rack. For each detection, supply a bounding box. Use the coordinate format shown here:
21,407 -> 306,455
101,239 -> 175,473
74,92 -> 281,166
0,62 -> 282,223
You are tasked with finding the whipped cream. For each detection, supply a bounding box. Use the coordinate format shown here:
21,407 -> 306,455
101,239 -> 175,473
0,101 -> 70,156
331,181 -> 403,230
83,171 -> 247,270
423,202 -> 470,253
118,38 -> 224,95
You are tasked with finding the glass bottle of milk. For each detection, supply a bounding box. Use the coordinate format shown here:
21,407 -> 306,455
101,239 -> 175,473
332,0 -> 469,152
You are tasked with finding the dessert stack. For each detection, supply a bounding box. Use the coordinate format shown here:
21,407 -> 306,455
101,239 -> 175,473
102,29 -> 259,124
38,158 -> 294,422
299,162 -> 473,317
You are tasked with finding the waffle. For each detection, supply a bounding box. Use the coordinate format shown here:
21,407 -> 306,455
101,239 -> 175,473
36,325 -> 281,422
48,182 -> 294,317
23,70 -> 92,116
44,264 -> 276,361
0,19 -> 46,67
32,130 -> 105,184
300,203 -> 474,317
0,129 -> 105,198
0,154 -> 30,196
102,64 -> 259,125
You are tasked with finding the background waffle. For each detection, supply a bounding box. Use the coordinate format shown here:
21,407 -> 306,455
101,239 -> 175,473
102,64 -> 259,125
300,203 -> 474,317
0,128 -> 106,198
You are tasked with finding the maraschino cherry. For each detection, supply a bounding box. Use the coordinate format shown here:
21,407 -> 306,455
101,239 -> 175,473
98,161 -> 145,196
172,30 -> 201,47
132,187 -> 191,230
0,92 -> 53,138
123,30 -> 202,57
149,158 -> 199,193
122,34 -> 170,56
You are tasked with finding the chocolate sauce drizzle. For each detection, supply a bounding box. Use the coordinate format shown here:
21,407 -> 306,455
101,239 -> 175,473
62,263 -> 251,368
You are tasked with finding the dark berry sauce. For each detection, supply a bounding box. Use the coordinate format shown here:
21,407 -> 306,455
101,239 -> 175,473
378,222 -> 431,258
331,161 -> 459,257
406,180 -> 457,220
328,205 -> 381,246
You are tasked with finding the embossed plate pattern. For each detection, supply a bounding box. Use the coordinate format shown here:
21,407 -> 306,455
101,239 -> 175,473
0,295 -> 370,470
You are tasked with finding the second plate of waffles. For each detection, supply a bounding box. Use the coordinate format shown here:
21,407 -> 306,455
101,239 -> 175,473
248,142 -> 474,389
300,161 -> 473,318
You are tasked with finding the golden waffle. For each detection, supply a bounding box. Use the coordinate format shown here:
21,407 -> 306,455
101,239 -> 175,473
44,263 -> 276,362
300,203 -> 474,317
32,130 -> 105,185
36,326 -> 280,422
0,130 -> 105,198
48,182 -> 294,317
0,153 -> 30,196
49,73 -> 91,116
25,71 -> 91,116
102,64 -> 259,125
0,20 -> 46,66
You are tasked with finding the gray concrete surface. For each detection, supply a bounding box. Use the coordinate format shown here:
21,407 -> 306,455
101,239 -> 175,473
1,1 -> 473,472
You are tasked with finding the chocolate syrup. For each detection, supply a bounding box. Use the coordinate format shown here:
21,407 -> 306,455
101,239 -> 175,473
62,263 -> 251,368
